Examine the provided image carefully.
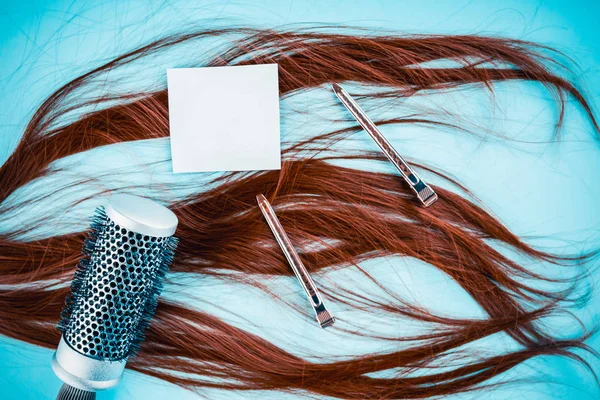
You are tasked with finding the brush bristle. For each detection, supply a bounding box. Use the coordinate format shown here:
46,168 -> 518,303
128,235 -> 179,357
58,207 -> 109,333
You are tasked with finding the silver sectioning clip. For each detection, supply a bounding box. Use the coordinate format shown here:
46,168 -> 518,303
257,194 -> 335,328
332,83 -> 438,207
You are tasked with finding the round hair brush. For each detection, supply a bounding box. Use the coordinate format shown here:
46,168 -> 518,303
52,194 -> 178,399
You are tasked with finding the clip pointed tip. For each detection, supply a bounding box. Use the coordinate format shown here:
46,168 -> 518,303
256,193 -> 267,205
331,82 -> 343,94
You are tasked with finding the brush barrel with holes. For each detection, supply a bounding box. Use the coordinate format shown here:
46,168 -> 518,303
52,194 -> 178,400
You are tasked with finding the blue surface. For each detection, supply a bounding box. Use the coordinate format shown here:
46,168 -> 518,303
0,1 -> 599,399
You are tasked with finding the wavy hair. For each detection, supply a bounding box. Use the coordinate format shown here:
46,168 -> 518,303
0,28 -> 597,398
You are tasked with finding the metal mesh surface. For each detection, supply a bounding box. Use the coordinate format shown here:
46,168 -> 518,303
60,208 -> 176,361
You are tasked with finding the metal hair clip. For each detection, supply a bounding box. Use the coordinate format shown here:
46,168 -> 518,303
332,83 -> 438,207
256,194 -> 335,328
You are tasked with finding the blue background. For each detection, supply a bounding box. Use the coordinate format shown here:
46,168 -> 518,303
0,1 -> 599,399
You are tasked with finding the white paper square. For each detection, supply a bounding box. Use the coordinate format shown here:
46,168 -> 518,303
167,64 -> 281,173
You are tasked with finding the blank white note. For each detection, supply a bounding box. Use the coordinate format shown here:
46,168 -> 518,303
167,64 -> 281,173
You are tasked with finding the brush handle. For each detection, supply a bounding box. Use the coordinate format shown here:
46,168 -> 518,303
56,384 -> 96,400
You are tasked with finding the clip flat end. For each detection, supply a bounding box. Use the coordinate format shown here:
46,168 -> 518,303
416,185 -> 438,207
316,309 -> 335,328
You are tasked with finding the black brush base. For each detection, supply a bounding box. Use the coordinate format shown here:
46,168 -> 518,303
56,384 -> 96,400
